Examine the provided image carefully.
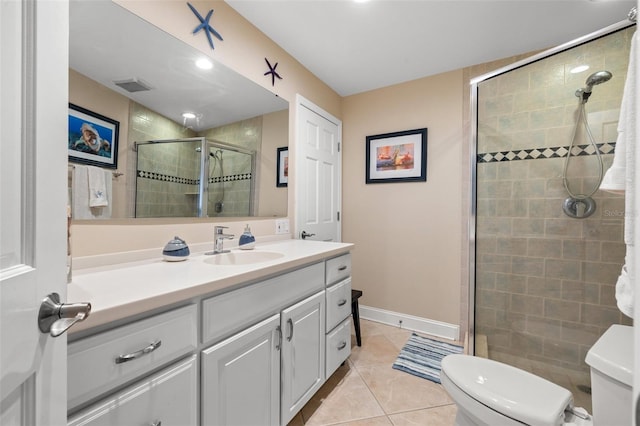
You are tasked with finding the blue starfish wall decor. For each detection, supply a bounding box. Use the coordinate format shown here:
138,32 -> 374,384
187,2 -> 223,50
264,58 -> 282,87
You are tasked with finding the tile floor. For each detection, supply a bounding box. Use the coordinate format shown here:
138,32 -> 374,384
288,319 -> 460,426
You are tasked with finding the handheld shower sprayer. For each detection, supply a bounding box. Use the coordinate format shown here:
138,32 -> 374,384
575,70 -> 612,103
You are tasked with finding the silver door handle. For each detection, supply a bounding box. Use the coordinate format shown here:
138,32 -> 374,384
38,293 -> 91,337
301,230 -> 316,240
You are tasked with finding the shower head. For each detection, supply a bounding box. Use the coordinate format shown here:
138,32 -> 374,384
583,71 -> 612,93
576,70 -> 612,103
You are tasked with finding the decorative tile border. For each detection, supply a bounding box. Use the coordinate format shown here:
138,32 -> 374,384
136,170 -> 252,184
477,142 -> 615,164
136,170 -> 198,185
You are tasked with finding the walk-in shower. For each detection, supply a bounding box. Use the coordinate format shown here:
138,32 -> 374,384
134,137 -> 255,218
470,22 -> 634,411
562,70 -> 612,219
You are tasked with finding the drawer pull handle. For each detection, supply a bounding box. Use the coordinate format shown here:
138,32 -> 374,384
286,318 -> 294,342
115,340 -> 162,364
337,266 -> 347,271
337,341 -> 347,350
337,299 -> 347,306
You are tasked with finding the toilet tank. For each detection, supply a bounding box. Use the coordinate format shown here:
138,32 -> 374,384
585,324 -> 633,425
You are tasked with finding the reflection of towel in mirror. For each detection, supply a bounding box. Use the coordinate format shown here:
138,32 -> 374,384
72,165 -> 112,220
88,165 -> 108,207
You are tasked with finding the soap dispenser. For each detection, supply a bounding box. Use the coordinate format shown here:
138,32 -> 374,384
239,224 -> 256,250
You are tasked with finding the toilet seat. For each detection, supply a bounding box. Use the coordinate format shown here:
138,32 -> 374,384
441,354 -> 574,426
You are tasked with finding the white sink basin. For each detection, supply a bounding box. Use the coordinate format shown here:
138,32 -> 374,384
203,250 -> 285,266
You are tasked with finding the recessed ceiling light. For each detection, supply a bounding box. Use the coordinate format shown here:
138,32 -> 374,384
570,65 -> 589,74
195,58 -> 213,70
182,112 -> 196,119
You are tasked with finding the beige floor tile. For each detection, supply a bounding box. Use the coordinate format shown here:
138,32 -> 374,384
388,405 -> 457,426
332,416 -> 393,426
302,362 -> 386,426
349,334 -> 401,367
357,363 -> 453,414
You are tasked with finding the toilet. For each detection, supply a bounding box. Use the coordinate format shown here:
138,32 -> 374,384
441,325 -> 633,426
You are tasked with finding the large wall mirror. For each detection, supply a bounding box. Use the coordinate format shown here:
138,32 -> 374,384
68,0 -> 289,220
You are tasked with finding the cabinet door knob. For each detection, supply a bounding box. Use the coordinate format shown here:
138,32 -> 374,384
337,341 -> 347,350
150,421 -> 162,426
275,326 -> 282,350
337,266 -> 347,271
115,340 -> 162,364
337,299 -> 347,307
286,318 -> 294,342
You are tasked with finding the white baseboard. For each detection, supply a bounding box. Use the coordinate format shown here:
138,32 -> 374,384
359,305 -> 460,341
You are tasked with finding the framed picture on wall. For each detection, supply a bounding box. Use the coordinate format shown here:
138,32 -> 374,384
68,103 -> 119,169
277,147 -> 289,187
365,128 -> 427,184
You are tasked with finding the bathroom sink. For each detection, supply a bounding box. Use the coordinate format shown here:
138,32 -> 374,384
203,250 -> 285,266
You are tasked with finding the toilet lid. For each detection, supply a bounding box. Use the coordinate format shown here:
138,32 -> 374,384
442,354 -> 573,426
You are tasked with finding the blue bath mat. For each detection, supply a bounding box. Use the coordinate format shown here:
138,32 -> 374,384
392,333 -> 464,384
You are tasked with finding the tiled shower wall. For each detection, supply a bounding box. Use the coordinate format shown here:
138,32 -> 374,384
128,102 -> 261,218
475,27 -> 633,376
128,102 -> 197,217
201,117 -> 262,217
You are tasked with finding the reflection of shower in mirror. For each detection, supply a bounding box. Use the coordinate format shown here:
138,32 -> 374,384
134,137 -> 255,218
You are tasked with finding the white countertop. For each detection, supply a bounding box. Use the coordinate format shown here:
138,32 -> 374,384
67,240 -> 353,335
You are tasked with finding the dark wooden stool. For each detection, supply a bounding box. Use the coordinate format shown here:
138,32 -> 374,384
352,289 -> 363,346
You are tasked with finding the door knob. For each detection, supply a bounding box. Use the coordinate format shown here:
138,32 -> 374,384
38,292 -> 91,337
301,230 -> 316,240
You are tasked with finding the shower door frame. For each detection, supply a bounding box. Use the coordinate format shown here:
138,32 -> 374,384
467,19 -> 635,356
134,137 -> 256,218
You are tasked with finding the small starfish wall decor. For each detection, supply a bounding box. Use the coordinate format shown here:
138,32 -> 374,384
187,2 -> 223,50
264,58 -> 282,87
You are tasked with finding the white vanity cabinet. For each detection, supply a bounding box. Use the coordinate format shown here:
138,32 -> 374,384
68,243 -> 353,426
280,290 -> 326,425
201,314 -> 281,426
68,355 -> 198,426
324,254 -> 352,377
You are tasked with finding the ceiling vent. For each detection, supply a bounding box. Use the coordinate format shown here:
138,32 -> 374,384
113,78 -> 152,93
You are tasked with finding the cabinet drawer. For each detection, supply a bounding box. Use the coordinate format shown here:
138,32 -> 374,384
68,355 -> 198,426
326,318 -> 351,378
326,277 -> 351,331
325,253 -> 351,285
202,263 -> 324,344
68,304 -> 197,411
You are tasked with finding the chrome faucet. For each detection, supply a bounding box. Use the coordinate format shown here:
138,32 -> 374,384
206,225 -> 234,255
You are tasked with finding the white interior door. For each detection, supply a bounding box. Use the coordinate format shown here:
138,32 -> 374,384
0,1 -> 69,424
295,95 -> 342,242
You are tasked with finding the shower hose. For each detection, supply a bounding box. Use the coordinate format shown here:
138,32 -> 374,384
562,101 -> 604,200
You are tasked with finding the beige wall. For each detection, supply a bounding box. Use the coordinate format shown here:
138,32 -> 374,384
259,109 -> 289,217
342,70 -> 464,325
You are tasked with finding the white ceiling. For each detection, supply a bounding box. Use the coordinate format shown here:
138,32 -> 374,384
226,0 -> 637,96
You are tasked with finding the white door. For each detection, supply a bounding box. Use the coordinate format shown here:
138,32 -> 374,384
295,95 -> 342,242
0,1 -> 69,424
280,290 -> 325,425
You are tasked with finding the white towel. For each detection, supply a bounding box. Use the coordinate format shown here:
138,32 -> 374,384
72,165 -> 112,220
601,30 -> 638,319
88,165 -> 108,207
